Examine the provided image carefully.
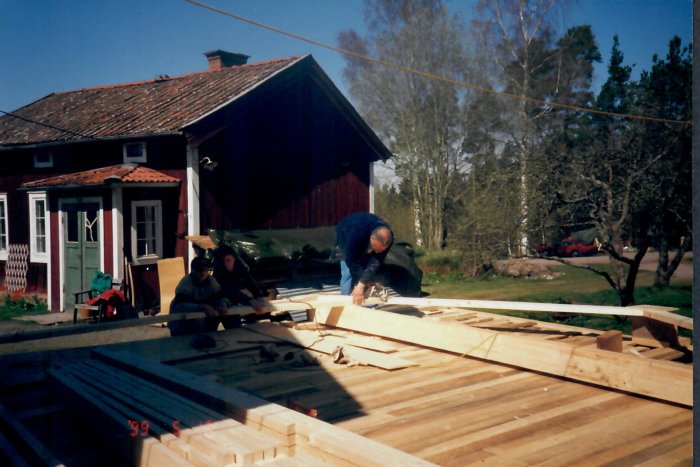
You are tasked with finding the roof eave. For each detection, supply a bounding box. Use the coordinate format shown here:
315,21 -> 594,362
18,181 -> 180,191
0,131 -> 183,151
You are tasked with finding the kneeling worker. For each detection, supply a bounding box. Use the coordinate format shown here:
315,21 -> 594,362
213,244 -> 269,313
168,256 -> 231,336
335,212 -> 393,305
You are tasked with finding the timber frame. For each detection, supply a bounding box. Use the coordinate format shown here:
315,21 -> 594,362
0,295 -> 692,465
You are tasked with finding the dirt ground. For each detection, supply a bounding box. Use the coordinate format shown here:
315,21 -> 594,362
0,251 -> 692,356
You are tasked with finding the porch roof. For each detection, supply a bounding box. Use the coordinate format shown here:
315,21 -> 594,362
20,163 -> 180,190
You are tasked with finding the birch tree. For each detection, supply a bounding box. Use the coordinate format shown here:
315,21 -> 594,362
471,0 -> 564,255
338,0 -> 471,249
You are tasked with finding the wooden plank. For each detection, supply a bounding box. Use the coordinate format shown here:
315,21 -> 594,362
156,257 -> 186,317
311,295 -> 649,317
312,304 -> 693,406
341,334 -> 399,353
48,367 -> 163,464
77,360 -> 228,427
0,305 -> 288,344
285,325 -> 400,353
247,324 -> 417,370
106,330 -> 281,364
93,348 -> 299,439
632,316 -> 681,348
413,391 -> 622,459
141,439 -> 195,467
596,330 -> 623,352
639,347 -> 685,360
639,306 -> 693,330
93,349 -> 435,466
314,296 -> 693,330
0,402 -> 63,466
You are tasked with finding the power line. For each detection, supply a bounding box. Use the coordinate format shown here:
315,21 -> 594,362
0,110 -> 92,139
185,0 -> 691,127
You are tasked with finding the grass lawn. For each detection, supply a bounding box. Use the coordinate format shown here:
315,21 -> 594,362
421,264 -> 692,335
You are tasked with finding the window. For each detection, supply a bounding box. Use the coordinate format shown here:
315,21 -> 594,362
0,194 -> 7,260
123,142 -> 147,163
131,200 -> 162,264
33,152 -> 53,168
29,192 -> 49,262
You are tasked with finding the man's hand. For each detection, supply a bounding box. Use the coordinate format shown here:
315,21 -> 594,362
351,282 -> 366,305
250,298 -> 270,314
200,304 -> 219,317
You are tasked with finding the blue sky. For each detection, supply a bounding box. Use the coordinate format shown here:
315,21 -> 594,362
0,0 -> 692,113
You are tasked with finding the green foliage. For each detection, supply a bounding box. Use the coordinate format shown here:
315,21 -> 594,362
416,249 -> 468,274
0,294 -> 48,321
374,185 -> 415,245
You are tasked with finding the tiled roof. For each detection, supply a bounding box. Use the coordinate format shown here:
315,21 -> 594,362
0,56 -> 303,146
21,164 -> 180,189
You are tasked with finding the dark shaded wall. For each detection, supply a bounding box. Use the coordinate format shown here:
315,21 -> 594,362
198,72 -> 374,232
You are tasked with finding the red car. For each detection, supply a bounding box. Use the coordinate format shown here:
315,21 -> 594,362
537,237 -> 600,257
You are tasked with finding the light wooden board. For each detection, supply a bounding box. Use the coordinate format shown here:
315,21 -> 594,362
156,257 -> 186,316
308,295 -> 693,329
312,304 -> 692,406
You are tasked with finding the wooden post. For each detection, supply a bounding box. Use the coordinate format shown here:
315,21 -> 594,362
631,317 -> 680,348
596,330 -> 622,352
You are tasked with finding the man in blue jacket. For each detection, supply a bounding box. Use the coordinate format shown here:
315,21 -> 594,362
335,212 -> 393,305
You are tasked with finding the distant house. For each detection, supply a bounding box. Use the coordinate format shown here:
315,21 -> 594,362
0,50 -> 390,312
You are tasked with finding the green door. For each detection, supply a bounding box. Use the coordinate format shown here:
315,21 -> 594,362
63,203 -> 101,310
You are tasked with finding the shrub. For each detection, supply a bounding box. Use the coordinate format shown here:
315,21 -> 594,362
0,293 -> 48,320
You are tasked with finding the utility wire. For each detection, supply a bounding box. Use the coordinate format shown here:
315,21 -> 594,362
0,109 -> 91,139
185,0 -> 691,127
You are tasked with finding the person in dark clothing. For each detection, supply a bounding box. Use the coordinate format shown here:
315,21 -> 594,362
213,244 -> 269,313
168,256 -> 231,336
335,212 -> 393,305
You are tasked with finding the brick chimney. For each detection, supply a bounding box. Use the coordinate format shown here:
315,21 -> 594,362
204,50 -> 250,71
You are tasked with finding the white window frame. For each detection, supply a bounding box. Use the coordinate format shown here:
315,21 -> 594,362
123,141 -> 147,163
28,192 -> 49,263
0,194 -> 7,260
33,152 -> 54,168
131,200 -> 162,265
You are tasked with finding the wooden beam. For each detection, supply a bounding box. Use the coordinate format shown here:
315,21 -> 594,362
310,295 -> 693,330
596,330 -> 623,352
312,304 -> 692,406
0,305 -> 305,344
632,317 -> 680,348
638,306 -> 694,330
0,402 -> 64,466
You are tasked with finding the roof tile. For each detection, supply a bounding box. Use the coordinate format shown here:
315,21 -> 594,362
1,57 -> 302,146
21,164 -> 180,189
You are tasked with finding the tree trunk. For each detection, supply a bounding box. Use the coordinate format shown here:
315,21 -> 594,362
620,243 -> 648,307
654,235 -> 670,287
609,223 -> 627,289
657,235 -> 691,287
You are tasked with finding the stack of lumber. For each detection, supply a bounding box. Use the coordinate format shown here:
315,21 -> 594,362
47,348 -> 434,466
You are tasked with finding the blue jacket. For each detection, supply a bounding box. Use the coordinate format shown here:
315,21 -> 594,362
335,212 -> 392,284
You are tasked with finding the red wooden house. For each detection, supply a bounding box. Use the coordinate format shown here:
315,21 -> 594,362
0,50 -> 390,312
